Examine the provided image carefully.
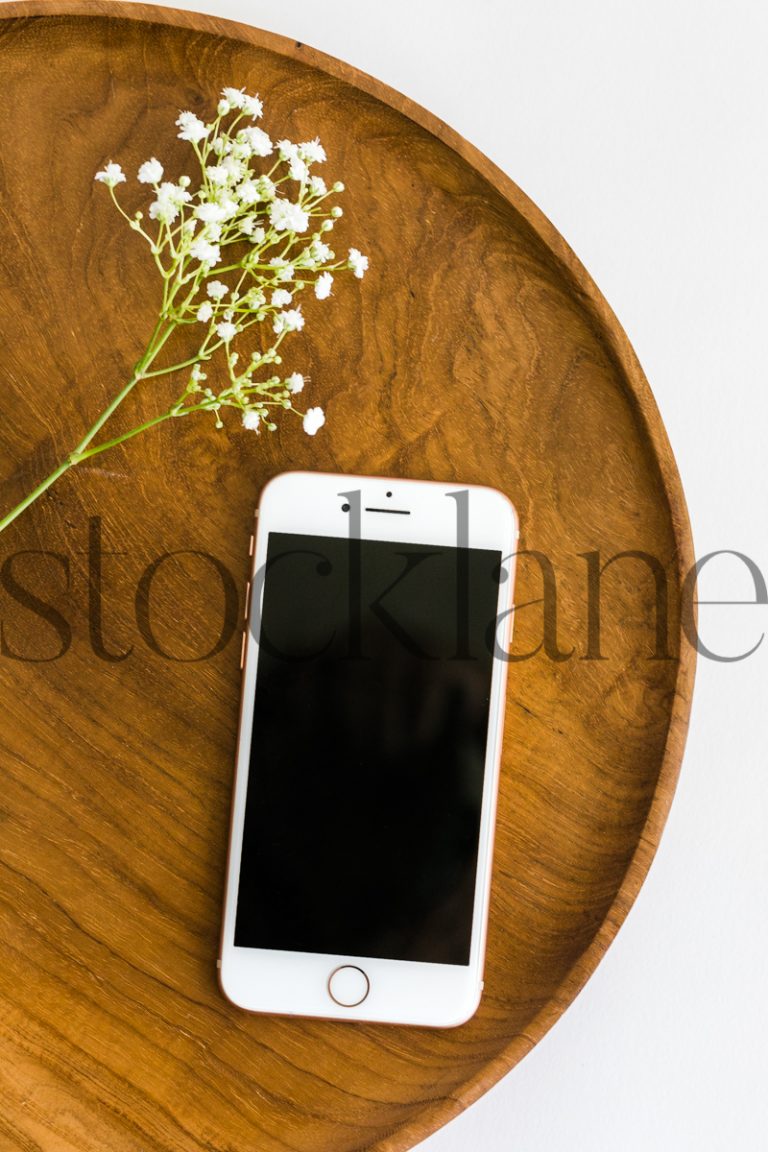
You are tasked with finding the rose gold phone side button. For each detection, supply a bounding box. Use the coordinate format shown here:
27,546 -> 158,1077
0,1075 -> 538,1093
239,630 -> 247,670
244,581 -> 251,621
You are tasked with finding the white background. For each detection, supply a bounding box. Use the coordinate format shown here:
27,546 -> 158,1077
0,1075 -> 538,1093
138,2 -> 767,1148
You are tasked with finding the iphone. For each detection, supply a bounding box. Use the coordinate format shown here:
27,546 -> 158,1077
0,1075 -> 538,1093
219,471 -> 518,1027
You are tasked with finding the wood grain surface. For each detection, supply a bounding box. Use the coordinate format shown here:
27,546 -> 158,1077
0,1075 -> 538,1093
0,4 -> 696,1150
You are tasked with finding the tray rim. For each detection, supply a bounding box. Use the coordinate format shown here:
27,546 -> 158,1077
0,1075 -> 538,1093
0,3 -> 697,1150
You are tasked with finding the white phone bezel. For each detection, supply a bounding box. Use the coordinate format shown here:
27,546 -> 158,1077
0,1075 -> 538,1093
219,470 -> 518,1028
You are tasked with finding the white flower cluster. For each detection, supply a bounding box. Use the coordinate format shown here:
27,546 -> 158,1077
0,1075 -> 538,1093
94,161 -> 126,188
95,87 -> 369,440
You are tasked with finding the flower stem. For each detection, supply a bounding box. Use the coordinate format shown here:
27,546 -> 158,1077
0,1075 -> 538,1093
0,457 -> 76,534
72,410 -> 176,462
0,318 -> 177,535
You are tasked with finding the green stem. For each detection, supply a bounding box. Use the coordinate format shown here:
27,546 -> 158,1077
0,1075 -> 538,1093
70,319 -> 175,456
0,318 -> 178,535
0,457 -> 76,534
72,410 -> 176,462
142,352 -> 208,379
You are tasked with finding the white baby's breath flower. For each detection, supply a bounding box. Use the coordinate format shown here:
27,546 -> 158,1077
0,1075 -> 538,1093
216,320 -> 239,342
269,199 -> 309,233
294,247 -> 316,270
276,141 -> 308,181
286,372 -> 304,394
189,238 -> 221,265
196,301 -> 213,322
217,99 -> 231,116
230,140 -> 251,162
245,287 -> 266,308
309,175 -> 327,197
242,409 -> 262,431
348,247 -> 369,279
222,155 -> 245,182
176,111 -> 209,143
237,180 -> 259,205
194,202 -> 227,224
273,308 -> 305,335
290,157 -> 310,183
310,239 -> 333,264
299,138 -> 326,164
206,164 -> 230,186
269,257 -> 295,282
277,139 -> 297,161
222,86 -> 246,109
242,93 -> 263,119
207,280 -> 229,300
95,162 -> 126,188
239,126 -> 273,158
271,288 -> 293,308
137,157 -> 163,184
256,175 -> 276,201
302,406 -> 325,436
149,182 -> 191,224
314,272 -> 333,300
167,182 -> 191,205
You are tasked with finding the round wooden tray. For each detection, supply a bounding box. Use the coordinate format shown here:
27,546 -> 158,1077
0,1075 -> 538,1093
0,4 -> 695,1150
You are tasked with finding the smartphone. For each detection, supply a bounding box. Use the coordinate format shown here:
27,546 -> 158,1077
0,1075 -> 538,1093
219,471 -> 518,1027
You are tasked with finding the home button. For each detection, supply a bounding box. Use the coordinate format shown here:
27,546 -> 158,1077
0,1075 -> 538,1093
328,965 -> 370,1007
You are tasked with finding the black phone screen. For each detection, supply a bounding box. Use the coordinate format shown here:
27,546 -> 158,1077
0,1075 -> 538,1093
233,531 -> 503,965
